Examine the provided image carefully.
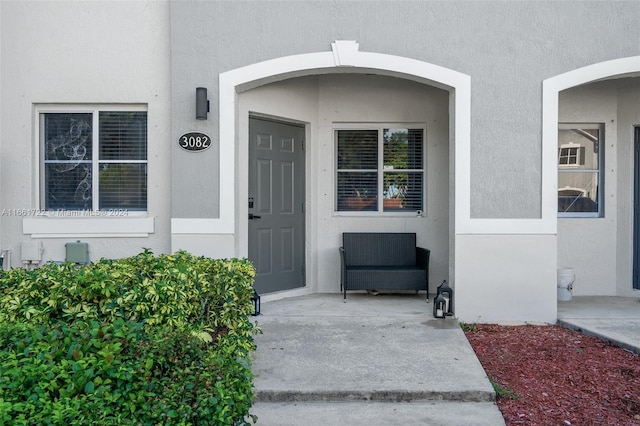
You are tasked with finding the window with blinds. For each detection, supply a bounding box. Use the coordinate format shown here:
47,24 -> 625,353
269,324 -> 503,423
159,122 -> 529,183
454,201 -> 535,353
336,126 -> 425,213
41,109 -> 147,212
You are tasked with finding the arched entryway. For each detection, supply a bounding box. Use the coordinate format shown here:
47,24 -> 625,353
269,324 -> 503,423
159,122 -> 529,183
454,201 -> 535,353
218,41 -> 471,299
543,56 -> 640,299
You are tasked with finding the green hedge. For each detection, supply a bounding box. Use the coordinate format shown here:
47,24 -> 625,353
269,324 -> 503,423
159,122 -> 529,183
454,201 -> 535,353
0,250 -> 257,425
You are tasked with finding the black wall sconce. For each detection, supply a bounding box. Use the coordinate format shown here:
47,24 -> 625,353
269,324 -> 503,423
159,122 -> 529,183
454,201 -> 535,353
196,87 -> 209,120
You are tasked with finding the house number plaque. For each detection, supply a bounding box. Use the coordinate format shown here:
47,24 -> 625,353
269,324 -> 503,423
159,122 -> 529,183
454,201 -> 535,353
178,132 -> 212,152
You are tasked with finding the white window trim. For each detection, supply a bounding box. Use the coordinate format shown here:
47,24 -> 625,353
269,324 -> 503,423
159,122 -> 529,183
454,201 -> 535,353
333,122 -> 426,216
28,104 -> 153,237
558,143 -> 581,168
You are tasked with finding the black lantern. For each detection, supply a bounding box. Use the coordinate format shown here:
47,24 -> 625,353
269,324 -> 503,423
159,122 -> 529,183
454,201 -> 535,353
436,280 -> 454,316
251,290 -> 261,316
433,293 -> 446,319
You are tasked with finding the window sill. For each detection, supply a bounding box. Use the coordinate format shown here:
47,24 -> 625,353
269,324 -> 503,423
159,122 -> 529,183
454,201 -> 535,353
557,214 -> 602,219
334,211 -> 424,218
23,216 -> 154,238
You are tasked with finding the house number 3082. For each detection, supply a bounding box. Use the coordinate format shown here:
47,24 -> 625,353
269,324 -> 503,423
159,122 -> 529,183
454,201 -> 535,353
178,132 -> 212,152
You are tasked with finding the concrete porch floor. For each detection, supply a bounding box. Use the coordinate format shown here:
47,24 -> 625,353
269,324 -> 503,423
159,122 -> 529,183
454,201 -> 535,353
249,293 -> 505,425
558,296 -> 640,354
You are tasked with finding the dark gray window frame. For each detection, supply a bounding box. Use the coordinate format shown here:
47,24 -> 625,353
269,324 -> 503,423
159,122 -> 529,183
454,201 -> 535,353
557,123 -> 604,218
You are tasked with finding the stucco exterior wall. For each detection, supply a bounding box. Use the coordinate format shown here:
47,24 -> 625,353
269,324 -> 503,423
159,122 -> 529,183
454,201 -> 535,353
170,0 -> 640,221
455,234 -> 557,324
0,1 -> 171,266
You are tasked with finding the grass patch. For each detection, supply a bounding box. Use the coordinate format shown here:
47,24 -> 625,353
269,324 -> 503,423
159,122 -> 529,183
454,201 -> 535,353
489,376 -> 519,400
460,322 -> 477,332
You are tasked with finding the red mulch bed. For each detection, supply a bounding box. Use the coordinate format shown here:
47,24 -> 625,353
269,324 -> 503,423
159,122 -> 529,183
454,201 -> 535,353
464,324 -> 640,425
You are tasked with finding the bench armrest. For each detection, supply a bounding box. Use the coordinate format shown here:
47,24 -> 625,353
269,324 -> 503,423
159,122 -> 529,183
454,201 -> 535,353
416,247 -> 430,296
416,247 -> 430,269
339,247 -> 346,292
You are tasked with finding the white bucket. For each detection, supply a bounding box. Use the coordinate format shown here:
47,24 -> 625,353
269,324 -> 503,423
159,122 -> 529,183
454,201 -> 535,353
557,267 -> 575,301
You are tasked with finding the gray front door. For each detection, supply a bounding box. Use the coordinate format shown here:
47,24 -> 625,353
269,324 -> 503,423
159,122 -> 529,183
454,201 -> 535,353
248,117 -> 305,294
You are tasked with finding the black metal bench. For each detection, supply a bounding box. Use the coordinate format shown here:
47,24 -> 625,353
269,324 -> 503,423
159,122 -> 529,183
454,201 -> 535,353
339,232 -> 430,301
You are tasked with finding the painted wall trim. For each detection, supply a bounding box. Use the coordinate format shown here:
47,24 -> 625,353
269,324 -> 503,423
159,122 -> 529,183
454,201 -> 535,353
23,217 -> 154,237
171,218 -> 234,234
30,234 -> 150,239
457,219 -> 556,236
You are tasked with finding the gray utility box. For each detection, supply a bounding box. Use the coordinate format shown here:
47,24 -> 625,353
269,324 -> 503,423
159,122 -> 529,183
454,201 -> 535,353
66,241 -> 89,264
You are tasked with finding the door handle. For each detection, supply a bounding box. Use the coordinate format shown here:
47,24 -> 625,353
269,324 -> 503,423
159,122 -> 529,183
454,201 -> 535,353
249,214 -> 261,220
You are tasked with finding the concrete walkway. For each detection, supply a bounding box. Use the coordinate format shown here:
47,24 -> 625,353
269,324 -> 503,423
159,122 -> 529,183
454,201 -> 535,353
249,293 -> 505,425
558,296 -> 640,355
